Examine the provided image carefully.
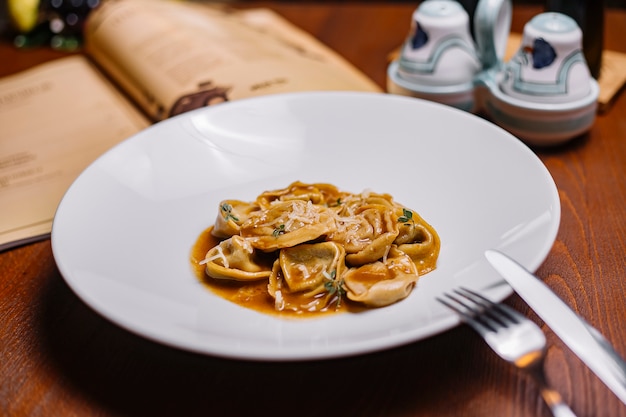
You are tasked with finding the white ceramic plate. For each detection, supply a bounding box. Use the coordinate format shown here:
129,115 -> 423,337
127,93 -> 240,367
52,92 -> 560,361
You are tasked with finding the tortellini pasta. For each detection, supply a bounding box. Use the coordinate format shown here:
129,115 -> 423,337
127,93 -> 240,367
200,181 -> 440,314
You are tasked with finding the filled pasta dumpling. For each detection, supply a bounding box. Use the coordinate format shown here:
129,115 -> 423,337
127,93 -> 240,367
256,181 -> 348,209
343,246 -> 419,307
212,200 -> 260,239
203,235 -> 273,281
240,200 -> 337,252
268,242 -> 347,312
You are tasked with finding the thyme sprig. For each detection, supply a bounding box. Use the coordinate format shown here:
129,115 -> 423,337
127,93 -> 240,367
221,203 -> 239,222
398,208 -> 414,226
323,269 -> 346,307
272,224 -> 286,237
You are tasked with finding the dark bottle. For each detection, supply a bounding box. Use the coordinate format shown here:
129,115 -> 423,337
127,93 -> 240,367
455,0 -> 479,39
546,0 -> 604,78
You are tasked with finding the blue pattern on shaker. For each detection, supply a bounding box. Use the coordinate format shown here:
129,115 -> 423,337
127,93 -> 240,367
532,38 -> 557,69
411,22 -> 429,49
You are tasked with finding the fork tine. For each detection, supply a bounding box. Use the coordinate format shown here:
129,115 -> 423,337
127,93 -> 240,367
436,293 -> 494,336
439,288 -> 518,334
455,289 -> 509,332
460,287 -> 525,325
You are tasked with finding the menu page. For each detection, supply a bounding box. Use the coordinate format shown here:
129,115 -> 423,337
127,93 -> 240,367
0,56 -> 150,250
1,1 -> 383,251
85,0 -> 381,121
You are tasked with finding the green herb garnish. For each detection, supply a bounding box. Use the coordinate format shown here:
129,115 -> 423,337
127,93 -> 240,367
221,203 -> 239,222
323,269 -> 346,307
326,198 -> 343,208
398,208 -> 414,225
272,224 -> 286,237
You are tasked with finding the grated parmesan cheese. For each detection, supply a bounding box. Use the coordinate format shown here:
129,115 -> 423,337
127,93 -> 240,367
205,244 -> 229,268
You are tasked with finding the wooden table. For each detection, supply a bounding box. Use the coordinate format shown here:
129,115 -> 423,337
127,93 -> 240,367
1,3 -> 625,416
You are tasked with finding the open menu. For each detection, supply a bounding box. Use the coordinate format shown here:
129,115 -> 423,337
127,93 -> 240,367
0,0 -> 381,251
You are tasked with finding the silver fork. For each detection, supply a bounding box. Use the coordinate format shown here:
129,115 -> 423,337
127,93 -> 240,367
437,287 -> 577,417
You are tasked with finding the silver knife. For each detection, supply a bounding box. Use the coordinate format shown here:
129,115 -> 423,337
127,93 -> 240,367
485,249 -> 626,405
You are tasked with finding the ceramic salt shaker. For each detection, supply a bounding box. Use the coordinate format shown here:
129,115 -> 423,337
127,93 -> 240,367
387,0 -> 481,111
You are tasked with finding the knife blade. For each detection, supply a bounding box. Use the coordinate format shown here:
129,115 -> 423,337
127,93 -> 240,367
485,249 -> 626,405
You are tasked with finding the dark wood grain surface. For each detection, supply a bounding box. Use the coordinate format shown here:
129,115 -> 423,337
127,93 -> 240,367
1,3 -> 625,416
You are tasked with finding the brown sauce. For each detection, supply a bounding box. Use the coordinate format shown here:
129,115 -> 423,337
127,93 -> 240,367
190,227 -> 366,318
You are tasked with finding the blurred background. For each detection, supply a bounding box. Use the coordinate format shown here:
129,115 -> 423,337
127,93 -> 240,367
0,0 -> 623,54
